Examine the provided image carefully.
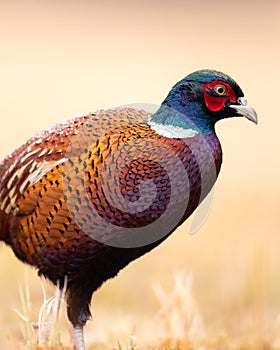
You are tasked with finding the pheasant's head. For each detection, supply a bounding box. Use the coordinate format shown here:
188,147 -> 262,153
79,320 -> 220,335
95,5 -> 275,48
149,69 -> 257,135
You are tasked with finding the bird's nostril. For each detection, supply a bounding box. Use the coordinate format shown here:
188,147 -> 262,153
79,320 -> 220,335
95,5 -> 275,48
238,97 -> 248,106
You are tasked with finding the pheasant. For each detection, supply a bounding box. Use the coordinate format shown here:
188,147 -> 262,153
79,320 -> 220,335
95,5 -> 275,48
0,69 -> 257,349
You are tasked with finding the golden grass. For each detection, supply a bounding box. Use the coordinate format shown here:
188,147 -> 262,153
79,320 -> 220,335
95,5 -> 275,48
4,269 -> 279,350
8,271 -> 69,350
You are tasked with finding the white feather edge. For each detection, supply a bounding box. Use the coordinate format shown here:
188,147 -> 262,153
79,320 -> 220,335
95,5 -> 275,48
147,116 -> 198,139
0,158 -> 67,214
18,158 -> 68,194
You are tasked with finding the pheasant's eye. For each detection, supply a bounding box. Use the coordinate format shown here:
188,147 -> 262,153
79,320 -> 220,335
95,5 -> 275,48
214,84 -> 227,96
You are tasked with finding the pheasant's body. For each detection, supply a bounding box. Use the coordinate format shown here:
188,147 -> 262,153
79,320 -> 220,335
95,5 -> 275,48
0,70 -> 257,349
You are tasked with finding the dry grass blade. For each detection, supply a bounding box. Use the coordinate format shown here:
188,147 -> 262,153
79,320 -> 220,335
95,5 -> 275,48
13,270 -> 69,349
15,270 -> 34,349
154,272 -> 205,348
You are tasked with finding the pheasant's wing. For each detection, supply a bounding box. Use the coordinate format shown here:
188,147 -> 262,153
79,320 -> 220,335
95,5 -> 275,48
0,108 -> 151,217
0,119 -> 74,216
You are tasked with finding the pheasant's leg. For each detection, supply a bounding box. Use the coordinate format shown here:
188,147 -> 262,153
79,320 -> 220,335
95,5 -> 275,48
67,287 -> 92,350
73,325 -> 86,350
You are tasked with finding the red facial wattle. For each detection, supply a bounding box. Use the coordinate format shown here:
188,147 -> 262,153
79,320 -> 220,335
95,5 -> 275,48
202,80 -> 237,113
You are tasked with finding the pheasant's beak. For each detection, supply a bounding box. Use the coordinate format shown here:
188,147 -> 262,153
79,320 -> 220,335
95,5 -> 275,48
230,97 -> 258,124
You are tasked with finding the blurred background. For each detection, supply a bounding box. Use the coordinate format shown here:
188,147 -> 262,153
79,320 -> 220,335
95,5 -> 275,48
0,0 -> 279,348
